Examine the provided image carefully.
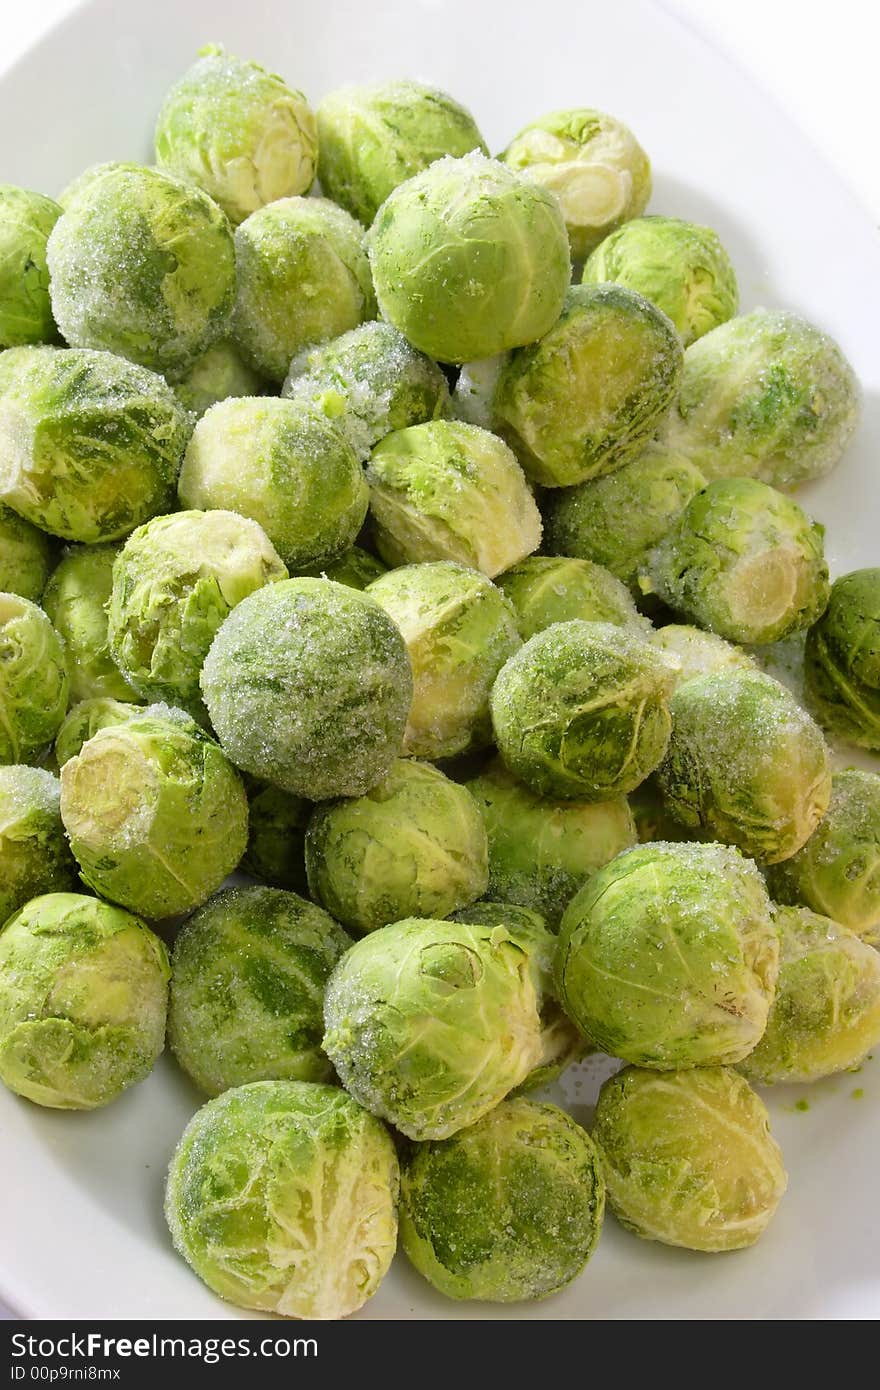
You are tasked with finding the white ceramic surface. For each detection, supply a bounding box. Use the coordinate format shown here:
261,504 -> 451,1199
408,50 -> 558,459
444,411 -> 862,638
1,0 -> 879,1322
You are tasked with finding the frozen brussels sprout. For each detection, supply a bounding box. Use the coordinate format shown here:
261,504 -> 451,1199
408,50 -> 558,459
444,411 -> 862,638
368,152 -> 570,364
317,80 -> 487,225
666,309 -> 860,489
306,759 -> 488,934
155,46 -> 317,225
497,556 -> 645,640
556,841 -> 779,1067
492,284 -> 683,488
658,669 -> 831,863
542,444 -> 706,589
312,546 -> 387,590
366,420 -> 542,577
108,509 -> 287,716
322,916 -> 542,1139
803,569 -> 880,750
165,1080 -> 398,1319
0,593 -> 69,764
367,561 -> 521,759
172,339 -> 268,418
201,578 -> 412,800
178,396 -> 368,570
0,347 -> 189,543
491,620 -> 677,801
47,165 -> 235,376
583,215 -> 738,345
282,321 -> 449,461
451,354 -> 508,429
465,758 -> 636,925
233,197 -> 375,382
593,1065 -> 786,1251
54,698 -> 141,769
242,779 -> 310,893
0,767 -> 76,922
0,184 -> 61,347
400,1099 -> 603,1302
169,886 -> 352,1094
501,107 -> 651,260
644,478 -> 829,645
0,504 -> 53,601
650,624 -> 755,687
0,891 -> 169,1109
42,545 -> 139,702
60,705 -> 248,918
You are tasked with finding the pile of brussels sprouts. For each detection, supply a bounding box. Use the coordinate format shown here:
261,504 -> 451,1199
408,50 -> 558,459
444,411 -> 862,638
1,44 -> 878,1321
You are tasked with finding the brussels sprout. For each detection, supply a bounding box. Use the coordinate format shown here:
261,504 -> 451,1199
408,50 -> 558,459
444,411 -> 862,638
465,758 -> 636,925
322,916 -> 542,1139
47,165 -> 235,377
0,766 -> 76,922
201,578 -> 412,801
233,197 -> 375,383
42,545 -> 139,702
367,152 -> 570,364
451,354 -> 508,429
155,46 -> 317,226
60,705 -> 248,918
658,669 -> 831,863
54,698 -> 141,769
108,509 -> 287,716
650,623 -> 756,687
491,620 -> 677,801
644,478 -> 829,645
366,420 -> 542,577
282,321 -> 450,461
177,396 -> 368,570
0,892 -> 169,1109
306,759 -> 488,934
542,444 -> 706,589
311,546 -> 387,590
0,593 -> 69,764
0,504 -> 53,601
501,107 -> 651,261
172,339 -> 268,418
497,556 -> 646,640
0,185 -> 61,347
582,215 -> 738,345
556,841 -> 779,1067
400,1098 -> 603,1302
665,309 -> 860,489
165,1080 -> 398,1319
242,779 -> 310,893
0,347 -> 189,544
367,561 -> 521,759
803,569 -> 880,750
766,769 -> 880,944
593,1065 -> 787,1251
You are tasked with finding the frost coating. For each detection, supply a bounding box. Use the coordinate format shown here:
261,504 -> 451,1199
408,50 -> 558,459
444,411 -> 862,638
0,593 -> 69,764
164,1080 -> 398,1319
43,545 -> 139,702
497,556 -> 646,640
803,568 -> 880,750
54,697 -> 141,769
0,766 -> 76,922
0,503 -> 52,602
173,339 -> 268,418
650,624 -> 755,687
0,184 -> 61,347
242,780 -> 310,893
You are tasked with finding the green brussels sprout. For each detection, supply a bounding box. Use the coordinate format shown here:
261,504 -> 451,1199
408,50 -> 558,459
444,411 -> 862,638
42,545 -> 139,702
400,1098 -> 603,1302
172,339 -> 268,418
650,623 -> 756,687
177,396 -> 368,570
54,697 -> 141,769
582,215 -> 738,345
0,184 -> 61,347
491,620 -> 678,801
665,309 -> 860,489
282,321 -> 450,461
0,347 -> 189,543
366,420 -> 542,577
233,197 -> 375,383
0,766 -> 76,922
0,891 -> 169,1109
317,80 -> 487,226
108,509 -> 287,716
0,504 -> 53,601
492,284 -> 683,488
308,546 -> 387,590
593,1065 -> 787,1251
367,152 -> 570,364
658,669 -> 832,863
556,841 -> 779,1067
306,759 -> 488,934
451,354 -> 508,429
497,556 -> 646,640
60,705 -> 248,918
542,444 -> 706,589
803,569 -> 880,750
201,578 -> 412,800
242,779 -> 310,893
644,478 -> 829,645
465,758 -> 636,925
0,593 -> 69,764
322,916 -> 542,1139
169,886 -> 352,1094
367,561 -> 522,759
501,108 -> 651,260
165,1080 -> 398,1319
47,165 -> 235,377
766,769 -> 880,944
154,46 -> 317,226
